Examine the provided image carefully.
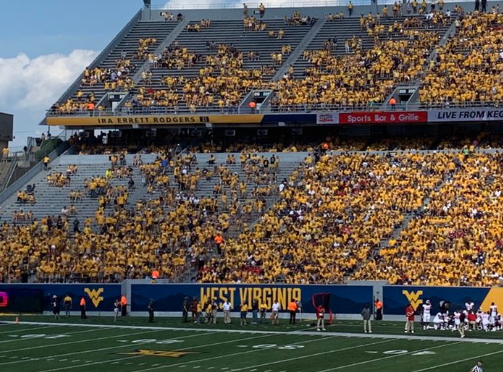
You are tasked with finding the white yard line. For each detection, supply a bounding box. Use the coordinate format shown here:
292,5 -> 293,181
6,320 -> 503,344
36,333 -> 277,372
411,349 -> 503,372
0,325 -> 60,335
0,330 -> 208,367
318,342 -> 463,372
132,335 -> 353,372
0,328 -> 162,355
230,339 -> 395,372
0,326 -> 106,344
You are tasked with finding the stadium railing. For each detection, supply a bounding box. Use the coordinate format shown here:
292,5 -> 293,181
155,0 -> 471,10
45,101 -> 503,117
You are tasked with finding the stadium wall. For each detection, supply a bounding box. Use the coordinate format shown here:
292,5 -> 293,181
2,283 -> 502,320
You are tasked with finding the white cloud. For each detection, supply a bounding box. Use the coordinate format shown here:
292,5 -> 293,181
0,50 -> 98,147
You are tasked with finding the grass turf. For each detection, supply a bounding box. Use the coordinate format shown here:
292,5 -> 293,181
0,316 -> 501,372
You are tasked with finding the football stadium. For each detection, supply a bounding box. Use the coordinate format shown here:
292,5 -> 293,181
1,0 -> 503,371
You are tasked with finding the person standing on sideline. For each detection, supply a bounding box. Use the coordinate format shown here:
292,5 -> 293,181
361,304 -> 372,333
121,295 -> 128,317
240,302 -> 248,325
243,3 -> 248,17
191,297 -> 198,322
252,298 -> 259,324
259,302 -> 267,324
405,303 -> 415,333
271,300 -> 281,325
63,294 -> 72,317
374,299 -> 383,320
288,299 -> 298,324
470,360 -> 483,372
316,304 -> 326,331
148,299 -> 154,323
52,295 -> 61,320
80,296 -> 87,319
114,299 -> 120,322
222,299 -> 232,324
459,310 -> 467,338
182,297 -> 189,323
211,298 -> 218,324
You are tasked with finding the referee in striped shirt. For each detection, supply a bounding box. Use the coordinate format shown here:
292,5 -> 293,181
470,360 -> 483,372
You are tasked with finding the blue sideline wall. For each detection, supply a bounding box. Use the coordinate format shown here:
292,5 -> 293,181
129,283 -> 373,319
2,283 -> 502,320
0,284 -> 121,314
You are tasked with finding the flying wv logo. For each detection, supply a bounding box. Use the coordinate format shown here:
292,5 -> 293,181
84,288 -> 104,308
402,290 -> 423,310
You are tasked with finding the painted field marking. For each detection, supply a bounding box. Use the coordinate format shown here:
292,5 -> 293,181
0,326 -> 106,344
33,332 -> 275,372
0,325 -> 60,335
318,341 -> 462,372
134,335 -> 383,372
229,339 -> 395,372
411,349 -> 503,372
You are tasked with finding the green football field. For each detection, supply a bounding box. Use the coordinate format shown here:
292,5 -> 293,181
0,316 -> 502,372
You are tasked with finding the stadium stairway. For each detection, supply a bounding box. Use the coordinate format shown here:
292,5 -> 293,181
290,16 -> 453,80
0,152 -> 307,239
130,19 -> 315,112
59,21 -> 180,109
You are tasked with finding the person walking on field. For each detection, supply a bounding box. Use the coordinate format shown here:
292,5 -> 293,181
148,299 -> 155,323
114,299 -> 120,322
361,304 -> 372,333
80,296 -> 87,319
288,299 -> 298,324
316,305 -> 326,331
405,303 -> 415,333
470,360 -> 483,372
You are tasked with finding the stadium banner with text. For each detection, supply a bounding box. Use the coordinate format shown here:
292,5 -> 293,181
131,284 -> 373,314
0,284 -> 121,313
382,286 -> 503,315
339,111 -> 428,125
428,108 -> 503,122
46,114 -> 265,127
316,112 -> 339,124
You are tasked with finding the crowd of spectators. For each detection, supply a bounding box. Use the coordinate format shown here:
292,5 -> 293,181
355,151 -> 503,287
420,12 -> 503,106
198,151 -> 446,283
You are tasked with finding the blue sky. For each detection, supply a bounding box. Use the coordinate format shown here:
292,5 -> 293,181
0,0 -> 171,148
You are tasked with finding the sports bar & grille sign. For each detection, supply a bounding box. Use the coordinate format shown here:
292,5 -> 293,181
339,111 -> 428,124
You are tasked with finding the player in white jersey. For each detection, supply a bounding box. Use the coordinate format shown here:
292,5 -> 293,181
465,300 -> 475,312
453,310 -> 461,330
421,300 -> 432,330
490,302 -> 498,318
433,312 -> 444,330
481,311 -> 490,331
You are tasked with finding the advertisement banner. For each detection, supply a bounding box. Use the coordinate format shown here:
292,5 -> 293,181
131,284 -> 373,314
0,284 -> 121,313
428,108 -> 503,122
339,111 -> 428,124
383,285 -> 496,315
47,114 -> 265,127
316,112 -> 338,124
